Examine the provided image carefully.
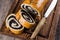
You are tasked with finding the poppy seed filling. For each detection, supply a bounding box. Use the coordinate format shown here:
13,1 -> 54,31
21,4 -> 38,19
9,19 -> 22,29
7,14 -> 23,29
21,10 -> 34,23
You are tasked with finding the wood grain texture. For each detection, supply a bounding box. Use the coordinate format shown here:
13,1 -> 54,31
0,0 -> 59,40
0,0 -> 18,40
0,0 -> 18,29
48,0 -> 60,40
55,16 -> 60,40
0,34 -> 14,40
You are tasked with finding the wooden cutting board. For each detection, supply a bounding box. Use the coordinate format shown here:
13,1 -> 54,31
0,0 -> 60,40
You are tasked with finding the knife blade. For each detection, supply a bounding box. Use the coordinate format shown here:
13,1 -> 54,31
30,0 -> 57,39
44,0 -> 57,18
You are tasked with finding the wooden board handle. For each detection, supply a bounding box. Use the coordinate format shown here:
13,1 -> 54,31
30,17 -> 46,39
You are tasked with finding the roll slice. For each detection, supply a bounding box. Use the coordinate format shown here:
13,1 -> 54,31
21,4 -> 40,19
19,9 -> 35,29
6,14 -> 24,34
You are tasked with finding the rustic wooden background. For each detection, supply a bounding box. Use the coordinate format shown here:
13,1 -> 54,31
0,0 -> 21,40
0,0 -> 60,40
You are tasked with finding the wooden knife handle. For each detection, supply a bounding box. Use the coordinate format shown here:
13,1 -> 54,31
30,17 -> 46,39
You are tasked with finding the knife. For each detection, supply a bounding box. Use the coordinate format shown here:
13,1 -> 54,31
30,0 -> 57,39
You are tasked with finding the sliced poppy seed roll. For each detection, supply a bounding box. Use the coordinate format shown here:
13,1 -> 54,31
19,9 -> 35,29
6,14 -> 24,34
21,4 -> 39,19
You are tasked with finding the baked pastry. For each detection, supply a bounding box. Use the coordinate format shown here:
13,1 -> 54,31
19,9 -> 35,29
6,14 -> 24,34
21,4 -> 38,19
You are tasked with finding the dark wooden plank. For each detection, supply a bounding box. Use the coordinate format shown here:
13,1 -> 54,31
48,0 -> 60,40
55,16 -> 60,40
55,2 -> 60,40
34,36 -> 47,40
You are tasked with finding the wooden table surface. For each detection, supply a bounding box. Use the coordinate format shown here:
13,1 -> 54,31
0,0 -> 60,40
0,0 -> 21,40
